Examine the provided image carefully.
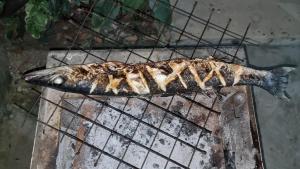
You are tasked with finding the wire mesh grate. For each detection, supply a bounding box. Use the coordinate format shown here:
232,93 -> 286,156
15,0 -> 264,168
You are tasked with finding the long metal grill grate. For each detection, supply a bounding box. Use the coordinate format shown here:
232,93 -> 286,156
16,0 -> 264,168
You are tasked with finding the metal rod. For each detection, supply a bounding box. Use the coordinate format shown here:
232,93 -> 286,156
25,0 -> 254,167
70,1 -> 244,62
213,18 -> 232,57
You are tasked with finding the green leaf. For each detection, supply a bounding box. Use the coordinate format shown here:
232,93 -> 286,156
121,0 -> 145,13
150,0 -> 172,25
91,13 -> 105,32
91,0 -> 120,32
49,0 -> 71,19
94,0 -> 114,16
25,0 -> 52,39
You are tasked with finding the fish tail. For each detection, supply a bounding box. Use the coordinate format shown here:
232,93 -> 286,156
262,66 -> 296,100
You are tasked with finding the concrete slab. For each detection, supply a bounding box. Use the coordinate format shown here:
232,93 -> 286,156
31,48 -> 264,169
0,106 -> 37,169
247,45 -> 300,169
170,0 -> 300,45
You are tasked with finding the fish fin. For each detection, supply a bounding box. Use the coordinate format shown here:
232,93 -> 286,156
263,66 -> 296,100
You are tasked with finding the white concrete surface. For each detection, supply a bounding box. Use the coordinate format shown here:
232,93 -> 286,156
170,0 -> 300,45
247,45 -> 300,169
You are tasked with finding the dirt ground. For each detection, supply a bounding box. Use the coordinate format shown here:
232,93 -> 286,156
0,31 -> 47,169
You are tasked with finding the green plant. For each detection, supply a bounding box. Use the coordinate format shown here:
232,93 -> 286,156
150,0 -> 172,25
91,0 -> 120,32
0,0 -> 172,39
25,0 -> 52,39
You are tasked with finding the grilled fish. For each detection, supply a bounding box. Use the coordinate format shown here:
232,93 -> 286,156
23,57 -> 295,99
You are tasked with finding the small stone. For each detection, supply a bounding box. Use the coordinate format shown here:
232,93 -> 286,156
9,114 -> 14,119
63,35 -> 73,41
124,35 -> 138,44
94,36 -> 103,44
56,33 -> 62,41
17,86 -> 22,92
62,26 -> 69,30
78,32 -> 89,41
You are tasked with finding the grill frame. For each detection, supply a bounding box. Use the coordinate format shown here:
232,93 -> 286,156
15,0 -> 265,168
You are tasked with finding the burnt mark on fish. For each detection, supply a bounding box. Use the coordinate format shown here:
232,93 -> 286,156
205,71 -> 221,87
195,62 -> 212,81
219,65 -> 234,86
181,66 -> 199,90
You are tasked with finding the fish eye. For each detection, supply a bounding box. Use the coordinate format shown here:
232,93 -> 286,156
53,76 -> 64,85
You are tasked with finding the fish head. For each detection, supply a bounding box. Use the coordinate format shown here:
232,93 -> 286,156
23,65 -> 98,94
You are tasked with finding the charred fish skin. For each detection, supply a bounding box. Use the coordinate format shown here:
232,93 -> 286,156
23,57 -> 295,99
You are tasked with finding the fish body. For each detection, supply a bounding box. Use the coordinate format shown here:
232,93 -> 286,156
24,57 -> 295,99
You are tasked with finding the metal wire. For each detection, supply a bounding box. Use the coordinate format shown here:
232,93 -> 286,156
70,0 -> 245,62
21,0 -> 255,168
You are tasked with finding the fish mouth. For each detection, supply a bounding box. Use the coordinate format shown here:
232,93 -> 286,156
23,67 -> 43,81
23,67 -> 60,85
23,72 -> 46,83
23,73 -> 37,82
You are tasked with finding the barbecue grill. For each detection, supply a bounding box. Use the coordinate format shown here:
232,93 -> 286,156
16,0 -> 265,168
